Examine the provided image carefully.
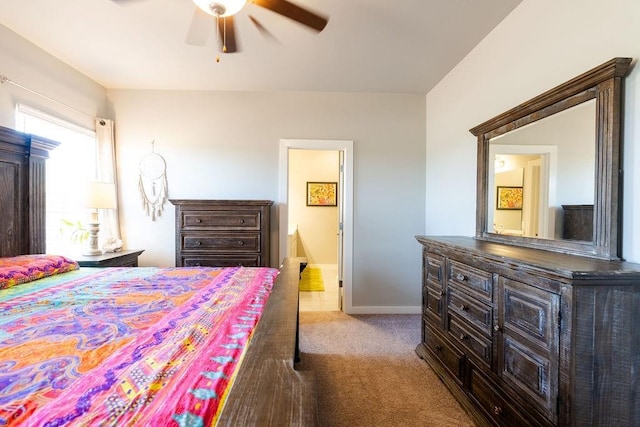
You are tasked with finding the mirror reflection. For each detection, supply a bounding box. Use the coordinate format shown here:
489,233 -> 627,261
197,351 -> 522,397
487,99 -> 596,241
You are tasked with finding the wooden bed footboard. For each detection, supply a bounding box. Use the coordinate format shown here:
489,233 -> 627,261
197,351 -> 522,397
217,258 -> 317,426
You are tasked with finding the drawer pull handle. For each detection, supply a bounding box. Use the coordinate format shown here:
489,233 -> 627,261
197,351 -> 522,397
455,273 -> 469,281
195,218 -> 202,223
493,405 -> 503,416
459,334 -> 468,341
238,241 -> 245,246
434,345 -> 443,352
239,219 -> 245,224
440,291 -> 446,296
459,304 -> 468,311
195,263 -> 201,266
494,325 -> 501,332
195,241 -> 202,246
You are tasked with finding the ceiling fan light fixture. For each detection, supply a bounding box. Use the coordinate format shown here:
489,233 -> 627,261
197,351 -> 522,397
193,0 -> 247,17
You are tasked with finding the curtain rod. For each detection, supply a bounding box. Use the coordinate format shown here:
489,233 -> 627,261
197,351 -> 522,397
0,74 -> 96,121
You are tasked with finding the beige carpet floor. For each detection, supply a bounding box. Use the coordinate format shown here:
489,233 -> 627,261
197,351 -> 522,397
296,311 -> 474,427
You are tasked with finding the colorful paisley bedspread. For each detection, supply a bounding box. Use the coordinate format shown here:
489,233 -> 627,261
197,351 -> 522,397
0,266 -> 279,426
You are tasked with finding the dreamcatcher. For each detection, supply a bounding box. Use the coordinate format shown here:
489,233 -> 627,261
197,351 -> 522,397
138,141 -> 168,221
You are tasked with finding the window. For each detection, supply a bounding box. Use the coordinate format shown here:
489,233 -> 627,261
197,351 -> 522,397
16,104 -> 98,254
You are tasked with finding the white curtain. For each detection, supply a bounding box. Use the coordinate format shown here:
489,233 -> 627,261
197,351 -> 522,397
95,118 -> 121,241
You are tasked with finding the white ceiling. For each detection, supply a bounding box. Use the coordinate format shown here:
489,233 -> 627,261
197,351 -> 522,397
0,0 -> 521,94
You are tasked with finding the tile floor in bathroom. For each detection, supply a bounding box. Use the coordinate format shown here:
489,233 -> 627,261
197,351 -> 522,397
298,264 -> 341,312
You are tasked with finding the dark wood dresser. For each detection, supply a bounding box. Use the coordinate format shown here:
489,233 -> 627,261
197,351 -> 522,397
170,200 -> 272,267
75,250 -> 144,267
0,126 -> 59,256
415,236 -> 640,427
561,205 -> 594,241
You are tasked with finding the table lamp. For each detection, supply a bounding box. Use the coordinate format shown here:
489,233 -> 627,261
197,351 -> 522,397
81,181 -> 117,256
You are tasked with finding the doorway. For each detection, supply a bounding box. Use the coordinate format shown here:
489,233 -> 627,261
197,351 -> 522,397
489,144 -> 556,238
278,139 -> 354,313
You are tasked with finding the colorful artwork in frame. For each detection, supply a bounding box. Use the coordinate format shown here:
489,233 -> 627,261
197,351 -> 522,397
496,186 -> 523,210
306,182 -> 337,207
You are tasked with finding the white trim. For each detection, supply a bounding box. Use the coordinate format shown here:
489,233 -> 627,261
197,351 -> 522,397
279,139 -> 354,313
348,306 -> 422,315
16,103 -> 95,137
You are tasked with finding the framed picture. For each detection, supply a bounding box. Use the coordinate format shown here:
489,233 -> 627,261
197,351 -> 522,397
306,182 -> 337,206
496,186 -> 523,210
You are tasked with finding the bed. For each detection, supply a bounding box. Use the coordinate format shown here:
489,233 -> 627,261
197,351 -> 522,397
0,126 -> 315,426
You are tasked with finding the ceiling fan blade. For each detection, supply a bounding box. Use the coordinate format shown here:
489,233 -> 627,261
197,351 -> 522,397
251,0 -> 328,32
186,8 -> 213,46
217,15 -> 239,53
249,15 -> 278,42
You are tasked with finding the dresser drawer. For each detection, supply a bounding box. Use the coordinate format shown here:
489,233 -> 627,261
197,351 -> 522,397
448,260 -> 492,301
423,318 -> 465,382
448,314 -> 492,367
448,286 -> 493,334
182,233 -> 260,252
468,365 -> 533,427
182,210 -> 261,231
182,255 -> 262,267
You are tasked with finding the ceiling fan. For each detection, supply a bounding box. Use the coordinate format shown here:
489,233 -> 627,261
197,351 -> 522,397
185,0 -> 329,57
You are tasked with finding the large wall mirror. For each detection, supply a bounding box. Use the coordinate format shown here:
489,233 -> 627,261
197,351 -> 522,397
470,58 -> 632,260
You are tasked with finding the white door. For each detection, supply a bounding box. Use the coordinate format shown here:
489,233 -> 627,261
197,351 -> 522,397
523,158 -> 540,237
523,156 -> 551,238
337,150 -> 345,310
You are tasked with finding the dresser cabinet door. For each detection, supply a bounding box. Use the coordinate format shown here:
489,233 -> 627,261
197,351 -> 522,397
0,158 -> 24,257
424,252 -> 446,327
497,277 -> 560,425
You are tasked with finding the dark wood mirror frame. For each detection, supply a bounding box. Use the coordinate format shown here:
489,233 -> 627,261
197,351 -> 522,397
470,57 -> 632,260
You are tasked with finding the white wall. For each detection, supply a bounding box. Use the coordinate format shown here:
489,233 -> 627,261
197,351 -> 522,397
0,25 -> 108,130
425,0 -> 640,263
108,89 -> 426,309
0,20 -> 426,312
288,149 -> 339,265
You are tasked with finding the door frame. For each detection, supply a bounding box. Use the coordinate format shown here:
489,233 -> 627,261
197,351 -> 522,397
278,139 -> 354,313
488,144 -> 556,237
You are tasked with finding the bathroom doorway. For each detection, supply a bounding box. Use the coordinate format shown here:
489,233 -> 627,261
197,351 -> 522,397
278,139 -> 354,313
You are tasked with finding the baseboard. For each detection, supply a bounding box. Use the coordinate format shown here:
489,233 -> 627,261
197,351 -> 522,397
345,305 -> 421,315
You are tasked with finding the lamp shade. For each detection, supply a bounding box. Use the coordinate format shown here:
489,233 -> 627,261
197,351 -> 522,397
81,181 -> 117,210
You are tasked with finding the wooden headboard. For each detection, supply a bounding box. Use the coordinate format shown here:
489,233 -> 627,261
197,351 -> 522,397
0,125 -> 59,258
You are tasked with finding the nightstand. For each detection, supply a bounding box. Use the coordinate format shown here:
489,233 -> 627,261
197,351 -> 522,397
75,250 -> 144,267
